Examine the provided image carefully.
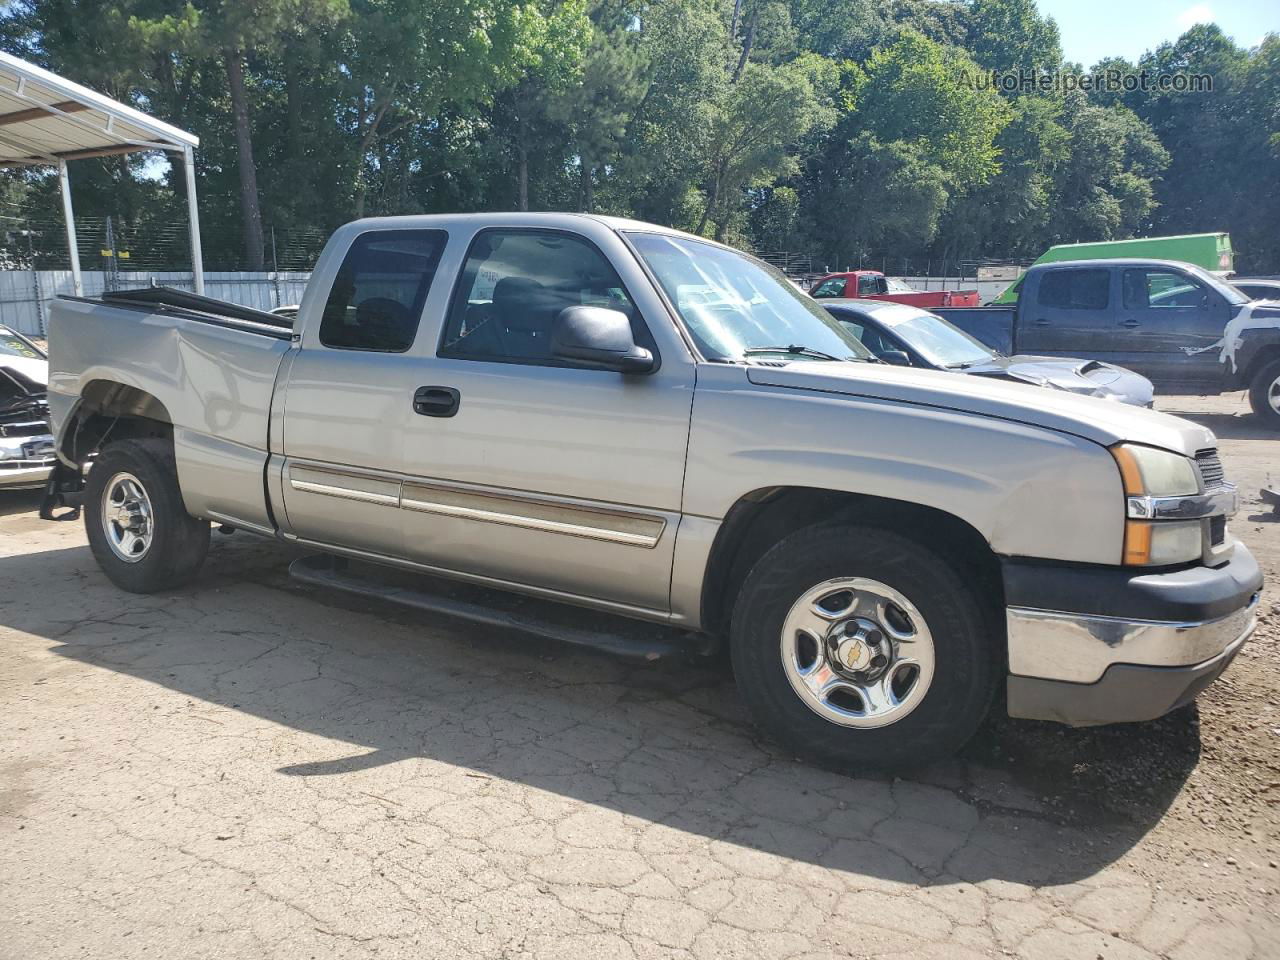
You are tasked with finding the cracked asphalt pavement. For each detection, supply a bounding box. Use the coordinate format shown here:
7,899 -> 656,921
3,392 -> 1279,959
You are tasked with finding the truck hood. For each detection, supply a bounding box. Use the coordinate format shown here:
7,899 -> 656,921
745,360 -> 1214,456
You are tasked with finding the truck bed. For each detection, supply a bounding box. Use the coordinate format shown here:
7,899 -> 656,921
933,306 -> 1016,354
47,289 -> 295,534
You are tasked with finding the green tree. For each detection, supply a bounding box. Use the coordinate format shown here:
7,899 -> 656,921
697,54 -> 837,241
964,0 -> 1061,75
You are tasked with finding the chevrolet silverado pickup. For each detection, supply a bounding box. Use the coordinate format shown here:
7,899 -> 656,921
936,258 -> 1280,427
42,214 -> 1262,767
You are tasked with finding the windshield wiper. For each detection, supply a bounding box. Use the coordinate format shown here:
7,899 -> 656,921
743,344 -> 844,362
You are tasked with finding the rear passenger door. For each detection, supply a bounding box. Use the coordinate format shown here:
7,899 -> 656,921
1017,267 -> 1116,357
278,228 -> 448,556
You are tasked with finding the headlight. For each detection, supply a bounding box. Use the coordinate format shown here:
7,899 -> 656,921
1111,444 -> 1203,565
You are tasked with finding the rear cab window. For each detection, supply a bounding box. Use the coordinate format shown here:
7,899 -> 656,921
1036,269 -> 1110,310
319,230 -> 448,352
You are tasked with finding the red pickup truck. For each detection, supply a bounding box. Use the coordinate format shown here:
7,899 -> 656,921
809,270 -> 981,308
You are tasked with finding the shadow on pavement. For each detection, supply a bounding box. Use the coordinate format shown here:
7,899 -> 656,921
0,489 -> 44,518
1157,409 -> 1276,442
1,537 -> 1200,890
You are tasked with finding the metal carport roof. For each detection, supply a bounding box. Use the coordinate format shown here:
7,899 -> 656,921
0,51 -> 204,294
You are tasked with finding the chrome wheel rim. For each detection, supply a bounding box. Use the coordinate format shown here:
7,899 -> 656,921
780,577 -> 935,728
101,472 -> 154,563
1268,373 -> 1280,415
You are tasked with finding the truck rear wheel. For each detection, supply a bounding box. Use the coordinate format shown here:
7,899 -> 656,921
730,524 -> 998,768
84,438 -> 210,593
1248,358 -> 1280,429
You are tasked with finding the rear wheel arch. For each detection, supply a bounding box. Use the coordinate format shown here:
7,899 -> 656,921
699,487 -> 1004,640
60,380 -> 175,463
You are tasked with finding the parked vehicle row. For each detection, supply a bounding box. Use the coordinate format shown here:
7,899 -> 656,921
936,258 -> 1280,427
40,214 -> 1261,767
821,299 -> 1155,406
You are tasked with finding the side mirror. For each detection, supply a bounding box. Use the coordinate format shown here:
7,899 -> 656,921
878,349 -> 912,366
551,305 -> 655,374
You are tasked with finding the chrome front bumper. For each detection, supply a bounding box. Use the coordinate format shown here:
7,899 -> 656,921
1007,598 -> 1258,684
1002,545 -> 1263,726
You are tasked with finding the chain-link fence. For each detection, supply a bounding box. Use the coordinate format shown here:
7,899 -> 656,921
0,212 -> 330,274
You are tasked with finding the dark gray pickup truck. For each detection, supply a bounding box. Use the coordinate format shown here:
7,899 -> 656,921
936,259 -> 1280,427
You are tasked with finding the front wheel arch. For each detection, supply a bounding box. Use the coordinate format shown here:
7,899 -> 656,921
700,487 -> 1004,641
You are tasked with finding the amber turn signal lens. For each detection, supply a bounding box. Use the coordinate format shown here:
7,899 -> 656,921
1123,520 -> 1153,565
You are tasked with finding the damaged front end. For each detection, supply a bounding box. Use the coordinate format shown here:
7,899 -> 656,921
0,366 -> 57,491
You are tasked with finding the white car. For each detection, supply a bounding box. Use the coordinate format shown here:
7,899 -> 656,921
0,325 -> 55,490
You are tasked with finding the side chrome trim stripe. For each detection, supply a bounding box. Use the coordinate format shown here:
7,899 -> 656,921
289,478 -> 400,506
284,461 -> 665,548
287,465 -> 401,507
401,483 -> 665,548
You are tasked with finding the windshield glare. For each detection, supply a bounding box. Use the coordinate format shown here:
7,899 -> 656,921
627,233 -> 874,362
881,311 -> 994,367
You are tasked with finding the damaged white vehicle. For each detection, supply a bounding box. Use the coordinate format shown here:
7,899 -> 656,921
0,324 -> 55,490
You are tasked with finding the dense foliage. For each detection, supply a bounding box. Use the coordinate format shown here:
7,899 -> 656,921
1,0 -> 1277,273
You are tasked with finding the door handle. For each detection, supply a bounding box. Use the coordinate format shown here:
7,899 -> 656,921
1120,318 -> 1140,328
1033,317 -> 1050,325
413,386 -> 460,418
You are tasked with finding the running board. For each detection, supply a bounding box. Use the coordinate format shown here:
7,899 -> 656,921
288,554 -> 715,661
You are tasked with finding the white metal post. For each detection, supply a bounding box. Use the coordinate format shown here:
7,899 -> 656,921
183,145 -> 205,295
57,158 -> 83,297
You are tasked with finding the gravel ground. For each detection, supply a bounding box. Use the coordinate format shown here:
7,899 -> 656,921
1,390 -> 1277,959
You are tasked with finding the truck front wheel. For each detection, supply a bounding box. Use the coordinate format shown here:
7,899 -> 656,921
730,524 -> 998,768
84,438 -> 210,593
1248,358 -> 1280,429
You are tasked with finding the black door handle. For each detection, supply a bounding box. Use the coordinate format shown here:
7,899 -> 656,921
1033,317 -> 1050,325
413,386 -> 460,417
1121,318 -> 1140,327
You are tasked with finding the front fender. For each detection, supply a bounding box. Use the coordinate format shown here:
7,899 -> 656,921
684,366 -> 1125,566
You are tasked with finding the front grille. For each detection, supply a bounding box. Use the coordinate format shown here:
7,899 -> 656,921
1195,448 -> 1225,489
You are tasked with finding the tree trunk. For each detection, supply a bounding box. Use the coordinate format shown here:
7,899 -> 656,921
517,143 -> 529,211
733,11 -> 758,81
225,49 -> 265,270
696,174 -> 720,236
580,157 -> 594,213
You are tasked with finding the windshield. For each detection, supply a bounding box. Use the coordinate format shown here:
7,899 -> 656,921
885,311 -> 994,367
1181,263 -> 1250,306
884,277 -> 914,293
627,233 -> 874,362
0,329 -> 43,360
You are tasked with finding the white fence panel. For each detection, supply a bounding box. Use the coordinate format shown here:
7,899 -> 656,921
0,270 -> 314,336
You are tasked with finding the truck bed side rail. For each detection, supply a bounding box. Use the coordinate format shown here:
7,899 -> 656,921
60,286 -> 295,341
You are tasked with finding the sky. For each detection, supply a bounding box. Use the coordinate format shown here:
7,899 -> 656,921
1037,0 -> 1280,67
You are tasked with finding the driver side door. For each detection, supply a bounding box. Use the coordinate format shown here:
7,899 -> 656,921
394,226 -> 697,615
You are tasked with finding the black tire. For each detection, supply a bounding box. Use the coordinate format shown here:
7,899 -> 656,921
730,523 -> 998,769
1248,358 -> 1280,429
84,438 -> 210,593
